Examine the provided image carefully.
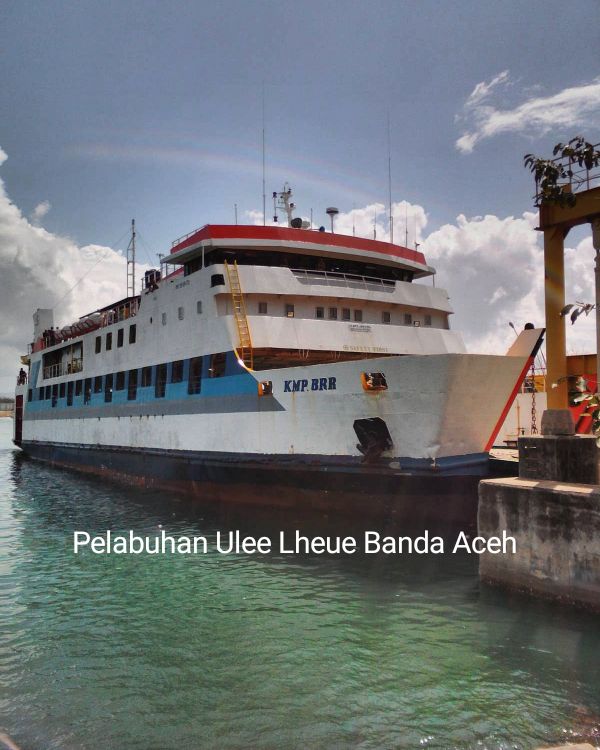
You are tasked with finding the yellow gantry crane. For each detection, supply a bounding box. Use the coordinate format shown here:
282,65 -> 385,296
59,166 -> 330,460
224,260 -> 254,369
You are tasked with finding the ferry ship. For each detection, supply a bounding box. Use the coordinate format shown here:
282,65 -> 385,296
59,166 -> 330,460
14,190 -> 543,522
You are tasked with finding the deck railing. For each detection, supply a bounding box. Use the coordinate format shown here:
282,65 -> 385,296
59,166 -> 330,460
534,142 -> 600,205
291,268 -> 396,292
43,359 -> 83,380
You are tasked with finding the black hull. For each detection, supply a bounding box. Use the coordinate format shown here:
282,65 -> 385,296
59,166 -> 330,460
20,441 -> 514,530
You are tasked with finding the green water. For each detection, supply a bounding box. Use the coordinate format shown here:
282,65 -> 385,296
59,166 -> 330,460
0,419 -> 598,750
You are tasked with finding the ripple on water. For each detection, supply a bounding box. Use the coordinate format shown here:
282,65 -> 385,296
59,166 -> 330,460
0,420 -> 599,750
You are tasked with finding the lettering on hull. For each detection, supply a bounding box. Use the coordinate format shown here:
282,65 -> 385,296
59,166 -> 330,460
283,376 -> 337,393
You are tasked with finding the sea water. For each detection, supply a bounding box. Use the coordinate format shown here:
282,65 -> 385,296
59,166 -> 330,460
0,418 -> 598,749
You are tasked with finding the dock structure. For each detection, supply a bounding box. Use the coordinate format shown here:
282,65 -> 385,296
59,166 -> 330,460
0,397 -> 15,417
479,417 -> 600,611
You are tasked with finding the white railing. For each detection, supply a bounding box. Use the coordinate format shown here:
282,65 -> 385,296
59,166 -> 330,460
291,268 -> 396,292
43,359 -> 83,380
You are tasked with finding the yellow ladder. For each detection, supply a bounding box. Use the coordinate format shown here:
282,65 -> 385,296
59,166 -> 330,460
224,260 -> 253,369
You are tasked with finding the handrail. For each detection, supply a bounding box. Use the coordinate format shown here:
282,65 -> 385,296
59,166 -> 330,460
290,268 -> 396,291
534,142 -> 600,205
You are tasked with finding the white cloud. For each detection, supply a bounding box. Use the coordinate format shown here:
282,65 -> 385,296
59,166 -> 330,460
30,200 -> 51,223
0,148 -> 147,394
456,72 -> 600,153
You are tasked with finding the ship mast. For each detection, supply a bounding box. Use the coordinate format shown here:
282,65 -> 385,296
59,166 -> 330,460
127,219 -> 136,297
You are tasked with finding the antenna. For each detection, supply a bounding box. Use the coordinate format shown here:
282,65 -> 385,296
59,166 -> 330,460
262,82 -> 266,226
273,183 -> 295,226
387,112 -> 393,244
127,219 -> 136,297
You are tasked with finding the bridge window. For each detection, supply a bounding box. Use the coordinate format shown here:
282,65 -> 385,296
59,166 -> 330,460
84,379 -> 92,404
382,311 -> 391,324
106,332 -> 112,351
328,307 -> 338,320
59,383 -> 66,399
27,389 -> 32,402
285,304 -> 294,318
75,380 -> 82,396
104,374 -> 113,403
178,306 -> 185,321
354,310 -> 363,322
315,306 -> 324,319
45,385 -> 51,400
258,302 -> 268,314
342,308 -> 351,321
404,313 -> 413,325
52,385 -> 58,407
117,328 -> 124,348
115,371 -> 125,390
424,314 -> 432,327
129,324 -> 137,343
67,382 -> 74,406
94,376 -> 103,394
95,336 -> 101,354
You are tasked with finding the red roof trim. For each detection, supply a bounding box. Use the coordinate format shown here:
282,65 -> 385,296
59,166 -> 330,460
170,224 -> 427,266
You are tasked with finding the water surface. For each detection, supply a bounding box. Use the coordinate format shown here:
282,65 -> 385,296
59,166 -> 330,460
0,419 -> 598,749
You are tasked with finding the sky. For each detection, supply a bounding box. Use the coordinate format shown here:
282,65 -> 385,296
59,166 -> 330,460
0,0 -> 599,394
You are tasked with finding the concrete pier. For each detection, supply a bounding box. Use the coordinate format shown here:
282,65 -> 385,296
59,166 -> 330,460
479,477 -> 600,610
479,415 -> 600,610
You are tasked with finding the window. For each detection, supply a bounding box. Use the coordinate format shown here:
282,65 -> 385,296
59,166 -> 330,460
285,304 -> 294,318
104,374 -> 113,402
209,352 -> 226,378
75,380 -> 82,396
342,308 -> 351,321
94,376 -> 103,394
162,312 -> 167,326
171,360 -> 184,383
129,324 -> 137,344
117,328 -> 124,348
315,306 -> 324,319
178,306 -> 185,321
258,302 -> 268,314
95,336 -> 101,354
155,363 -> 167,398
196,300 -> 202,314
84,379 -> 92,404
382,311 -> 391,324
188,357 -> 202,394
328,307 -> 338,320
424,314 -> 432,327
27,388 -> 32,402
404,313 -> 413,325
106,332 -> 112,351
38,387 -> 44,401
52,384 -> 58,407
141,366 -> 153,387
67,381 -> 74,406
354,310 -> 363,322
59,383 -> 66,398
116,371 -> 125,390
45,385 -> 51,400
127,369 -> 138,401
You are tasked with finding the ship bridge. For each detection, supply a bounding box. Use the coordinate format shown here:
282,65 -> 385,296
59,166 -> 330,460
167,224 -> 435,281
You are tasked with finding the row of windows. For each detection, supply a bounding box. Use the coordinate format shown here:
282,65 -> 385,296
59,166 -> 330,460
96,324 -> 136,354
30,353 -> 229,406
256,301 -> 432,326
158,301 -> 203,327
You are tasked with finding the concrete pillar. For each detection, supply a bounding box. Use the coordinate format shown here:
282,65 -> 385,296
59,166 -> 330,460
543,225 -> 568,409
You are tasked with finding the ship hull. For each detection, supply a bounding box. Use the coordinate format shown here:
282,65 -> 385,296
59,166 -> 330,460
21,439 -> 493,528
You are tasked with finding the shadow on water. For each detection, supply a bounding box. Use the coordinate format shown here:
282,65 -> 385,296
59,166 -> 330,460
2,426 -> 600,750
